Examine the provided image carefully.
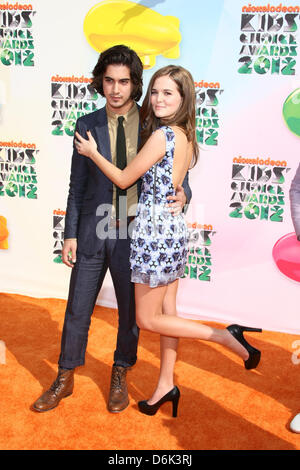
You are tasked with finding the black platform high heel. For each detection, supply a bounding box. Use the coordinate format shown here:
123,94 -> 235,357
138,386 -> 180,417
227,324 -> 262,370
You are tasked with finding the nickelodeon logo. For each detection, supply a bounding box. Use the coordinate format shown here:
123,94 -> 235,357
187,223 -> 213,231
0,216 -> 9,249
51,75 -> 92,84
0,2 -> 32,10
194,81 -> 220,89
0,140 -> 36,149
242,3 -> 300,13
233,157 -> 287,167
53,208 -> 66,216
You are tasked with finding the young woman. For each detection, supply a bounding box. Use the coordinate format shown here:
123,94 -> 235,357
75,65 -> 262,417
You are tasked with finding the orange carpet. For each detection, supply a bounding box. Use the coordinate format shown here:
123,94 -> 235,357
1,292 -> 300,450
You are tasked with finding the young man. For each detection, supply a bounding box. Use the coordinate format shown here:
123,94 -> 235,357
32,45 -> 191,413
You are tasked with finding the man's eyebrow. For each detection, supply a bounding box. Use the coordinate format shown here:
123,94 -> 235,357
104,76 -> 130,80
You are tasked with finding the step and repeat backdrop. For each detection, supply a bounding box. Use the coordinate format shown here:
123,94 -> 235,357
1,0 -> 300,333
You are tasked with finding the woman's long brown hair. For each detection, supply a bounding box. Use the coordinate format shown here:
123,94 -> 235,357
140,65 -> 199,167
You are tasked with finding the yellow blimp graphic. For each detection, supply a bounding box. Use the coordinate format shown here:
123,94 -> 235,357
0,216 -> 9,250
83,0 -> 181,69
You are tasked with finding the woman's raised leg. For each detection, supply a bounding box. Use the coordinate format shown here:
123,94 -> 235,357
135,283 -> 250,361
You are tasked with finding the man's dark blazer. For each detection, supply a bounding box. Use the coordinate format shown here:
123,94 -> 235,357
64,105 -> 192,256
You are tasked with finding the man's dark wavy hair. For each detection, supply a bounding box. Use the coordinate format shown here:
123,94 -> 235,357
91,45 -> 143,101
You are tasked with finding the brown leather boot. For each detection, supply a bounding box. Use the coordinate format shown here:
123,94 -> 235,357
107,365 -> 129,413
31,367 -> 74,412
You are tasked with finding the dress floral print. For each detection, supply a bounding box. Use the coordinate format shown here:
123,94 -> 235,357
130,126 -> 188,288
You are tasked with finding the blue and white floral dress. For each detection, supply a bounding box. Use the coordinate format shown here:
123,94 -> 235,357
130,126 -> 188,288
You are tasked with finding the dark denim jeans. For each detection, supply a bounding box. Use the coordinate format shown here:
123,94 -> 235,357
58,234 -> 139,369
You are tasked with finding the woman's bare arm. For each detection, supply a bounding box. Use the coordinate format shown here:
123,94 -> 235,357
75,129 -> 166,189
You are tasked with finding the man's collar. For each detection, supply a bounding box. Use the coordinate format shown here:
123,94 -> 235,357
106,102 -> 138,121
